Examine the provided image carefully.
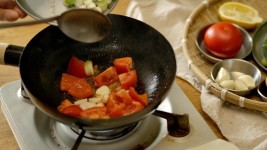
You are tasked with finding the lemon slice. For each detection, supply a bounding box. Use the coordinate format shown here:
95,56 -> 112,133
218,2 -> 263,29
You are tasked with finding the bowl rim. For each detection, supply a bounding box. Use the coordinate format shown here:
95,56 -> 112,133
257,80 -> 267,101
16,0 -> 119,25
252,21 -> 267,72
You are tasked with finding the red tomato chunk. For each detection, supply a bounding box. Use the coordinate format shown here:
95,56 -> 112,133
67,56 -> 87,78
129,87 -> 148,106
60,73 -> 94,99
119,70 -> 138,90
113,57 -> 133,74
58,99 -> 83,117
80,107 -> 109,119
94,66 -> 119,87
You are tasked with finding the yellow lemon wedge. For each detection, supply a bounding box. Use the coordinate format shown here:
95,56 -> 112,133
218,2 -> 263,29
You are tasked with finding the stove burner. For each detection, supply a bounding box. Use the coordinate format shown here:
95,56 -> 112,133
70,122 -> 140,141
46,113 -> 167,150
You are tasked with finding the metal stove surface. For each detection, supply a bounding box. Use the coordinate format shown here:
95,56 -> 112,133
0,80 -> 217,150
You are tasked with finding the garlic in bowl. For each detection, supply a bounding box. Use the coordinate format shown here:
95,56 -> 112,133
211,59 -> 262,96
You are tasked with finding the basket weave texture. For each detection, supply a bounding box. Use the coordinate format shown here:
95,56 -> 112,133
183,0 -> 267,112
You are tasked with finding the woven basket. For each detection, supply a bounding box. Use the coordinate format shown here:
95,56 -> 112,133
182,0 -> 267,112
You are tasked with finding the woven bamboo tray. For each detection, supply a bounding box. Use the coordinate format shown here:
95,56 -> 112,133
182,0 -> 267,112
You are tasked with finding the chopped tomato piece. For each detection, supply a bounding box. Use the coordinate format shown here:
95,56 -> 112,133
123,101 -> 144,116
67,78 -> 94,99
57,99 -> 73,112
80,107 -> 109,119
115,89 -> 134,105
61,105 -> 83,117
94,66 -> 119,87
60,73 -> 81,91
129,87 -> 148,106
67,56 -> 86,78
108,107 -> 124,118
106,92 -> 125,118
119,70 -> 138,90
60,73 -> 94,98
113,57 -> 133,74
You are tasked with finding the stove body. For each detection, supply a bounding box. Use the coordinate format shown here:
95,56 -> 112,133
0,80 -> 217,150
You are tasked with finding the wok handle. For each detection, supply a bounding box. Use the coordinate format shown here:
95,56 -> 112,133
0,43 -> 24,66
153,110 -> 190,137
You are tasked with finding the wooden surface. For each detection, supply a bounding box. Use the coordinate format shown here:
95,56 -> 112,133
0,1 -> 223,150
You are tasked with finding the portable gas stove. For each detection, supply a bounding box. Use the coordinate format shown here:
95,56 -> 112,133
0,80 -> 217,150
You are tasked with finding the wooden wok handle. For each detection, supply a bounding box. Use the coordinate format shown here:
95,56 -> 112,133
0,43 -> 24,66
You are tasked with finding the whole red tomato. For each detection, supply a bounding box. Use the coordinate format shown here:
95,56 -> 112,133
204,22 -> 243,58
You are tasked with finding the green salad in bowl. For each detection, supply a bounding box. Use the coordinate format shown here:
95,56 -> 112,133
64,0 -> 113,12
261,38 -> 267,66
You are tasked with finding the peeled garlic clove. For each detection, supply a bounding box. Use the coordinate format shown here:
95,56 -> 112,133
96,85 -> 110,96
74,98 -> 88,105
215,67 -> 230,83
237,75 -> 256,89
219,80 -> 235,90
102,94 -> 109,103
95,102 -> 105,107
79,102 -> 96,110
88,97 -> 102,103
230,71 -> 245,80
235,79 -> 249,91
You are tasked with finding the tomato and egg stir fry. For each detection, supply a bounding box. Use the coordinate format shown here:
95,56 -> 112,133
58,56 -> 148,119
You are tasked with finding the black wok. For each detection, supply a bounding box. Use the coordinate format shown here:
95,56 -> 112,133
4,14 -> 176,131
